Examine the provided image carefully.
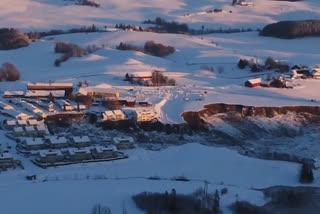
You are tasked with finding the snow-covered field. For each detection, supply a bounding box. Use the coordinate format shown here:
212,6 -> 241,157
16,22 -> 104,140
1,143 -> 319,214
0,0 -> 319,213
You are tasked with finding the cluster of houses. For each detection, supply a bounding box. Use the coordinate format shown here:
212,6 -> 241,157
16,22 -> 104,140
245,66 -> 320,88
291,65 -> 320,80
0,153 -> 21,170
32,136 -> 135,167
6,119 -> 49,137
35,146 -> 122,166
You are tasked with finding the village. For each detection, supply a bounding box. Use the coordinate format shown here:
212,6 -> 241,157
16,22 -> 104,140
0,72 -> 162,171
1,64 -> 320,171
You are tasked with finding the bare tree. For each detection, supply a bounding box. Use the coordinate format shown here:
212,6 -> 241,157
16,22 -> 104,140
0,62 -> 20,81
92,204 -> 112,214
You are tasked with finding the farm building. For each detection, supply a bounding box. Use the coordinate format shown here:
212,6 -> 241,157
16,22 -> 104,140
21,138 -> 46,150
78,86 -> 119,98
67,148 -> 91,161
71,136 -> 91,147
3,91 -> 25,98
113,136 -> 134,150
245,78 -> 262,88
0,153 -> 19,169
92,146 -> 118,159
128,72 -> 152,81
37,150 -> 64,163
46,136 -> 68,149
13,126 -> 24,136
27,83 -> 73,95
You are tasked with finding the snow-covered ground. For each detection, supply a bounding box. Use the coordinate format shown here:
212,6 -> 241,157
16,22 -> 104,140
1,143 -> 319,214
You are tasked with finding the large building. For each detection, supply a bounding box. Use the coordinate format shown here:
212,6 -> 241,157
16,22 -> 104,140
0,153 -> 19,169
46,136 -> 68,149
78,86 -> 119,98
122,107 -> 156,122
27,83 -> 73,95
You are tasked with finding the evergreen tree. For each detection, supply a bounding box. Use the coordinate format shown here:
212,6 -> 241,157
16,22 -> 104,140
213,189 -> 220,214
299,163 -> 314,183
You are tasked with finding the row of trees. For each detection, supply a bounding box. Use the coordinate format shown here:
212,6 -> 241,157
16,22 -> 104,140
238,57 -> 289,73
117,41 -> 175,57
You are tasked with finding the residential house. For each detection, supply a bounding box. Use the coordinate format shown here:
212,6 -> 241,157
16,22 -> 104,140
46,136 -> 68,149
21,138 -> 46,150
67,148 -> 91,161
37,150 -> 64,163
0,153 -> 18,169
92,146 -> 118,159
113,136 -> 134,150
70,136 -> 91,147
3,91 -> 25,98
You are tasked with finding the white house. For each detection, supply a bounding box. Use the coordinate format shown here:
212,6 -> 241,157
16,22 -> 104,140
22,138 -> 46,150
17,120 -> 28,126
6,120 -> 16,129
37,150 -> 64,163
46,136 -> 68,149
71,136 -> 91,147
67,148 -> 91,161
3,90 -> 25,98
36,124 -> 49,136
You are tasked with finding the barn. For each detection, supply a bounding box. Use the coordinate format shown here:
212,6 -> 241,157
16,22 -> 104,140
245,78 -> 262,88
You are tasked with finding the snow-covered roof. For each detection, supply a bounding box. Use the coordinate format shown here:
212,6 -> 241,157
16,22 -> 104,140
36,124 -> 48,132
25,90 -> 65,98
23,138 -> 44,146
13,126 -> 24,133
17,120 -> 28,126
131,72 -> 152,78
39,150 -> 63,157
94,146 -> 117,153
25,126 -> 36,132
47,136 -> 68,144
28,119 -> 44,126
72,136 -> 91,143
68,148 -> 91,155
104,110 -> 115,116
6,120 -> 16,126
113,110 -> 125,116
0,153 -> 13,160
247,78 -> 262,84
113,136 -> 134,144
3,91 -> 25,97
78,87 -> 117,96
27,83 -> 73,88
